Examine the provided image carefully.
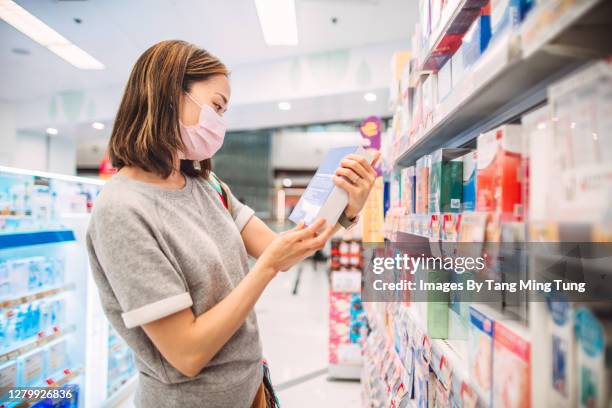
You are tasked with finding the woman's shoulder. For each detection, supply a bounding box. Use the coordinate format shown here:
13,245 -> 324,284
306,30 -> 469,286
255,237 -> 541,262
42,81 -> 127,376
91,176 -> 155,221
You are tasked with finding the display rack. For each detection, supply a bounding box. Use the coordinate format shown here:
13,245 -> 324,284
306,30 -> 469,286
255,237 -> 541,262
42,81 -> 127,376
366,0 -> 612,407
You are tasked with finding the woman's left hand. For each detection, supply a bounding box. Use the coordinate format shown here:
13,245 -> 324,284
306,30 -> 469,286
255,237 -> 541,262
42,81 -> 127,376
333,152 -> 381,220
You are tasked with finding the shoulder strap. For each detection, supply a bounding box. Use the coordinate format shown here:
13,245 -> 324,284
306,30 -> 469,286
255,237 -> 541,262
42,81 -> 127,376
207,172 -> 231,213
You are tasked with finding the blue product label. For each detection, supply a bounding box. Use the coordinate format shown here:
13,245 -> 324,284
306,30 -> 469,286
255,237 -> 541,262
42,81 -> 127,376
552,334 -> 568,397
576,308 -> 604,358
546,296 -> 570,326
469,306 -> 493,336
462,170 -> 476,212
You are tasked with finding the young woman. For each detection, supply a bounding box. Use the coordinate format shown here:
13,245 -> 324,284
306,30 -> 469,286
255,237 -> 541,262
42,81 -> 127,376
86,40 -> 379,408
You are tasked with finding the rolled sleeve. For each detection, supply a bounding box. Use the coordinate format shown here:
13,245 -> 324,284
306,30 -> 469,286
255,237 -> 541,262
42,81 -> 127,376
225,185 -> 255,232
88,204 -> 193,328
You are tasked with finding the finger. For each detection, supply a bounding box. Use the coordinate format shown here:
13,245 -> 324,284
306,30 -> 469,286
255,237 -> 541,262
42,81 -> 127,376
371,151 -> 382,168
291,218 -> 326,240
341,156 -> 370,180
333,175 -> 358,193
310,223 -> 335,248
335,167 -> 360,184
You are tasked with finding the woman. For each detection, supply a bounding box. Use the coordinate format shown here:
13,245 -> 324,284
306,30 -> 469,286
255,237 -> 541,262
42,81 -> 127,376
86,40 -> 379,408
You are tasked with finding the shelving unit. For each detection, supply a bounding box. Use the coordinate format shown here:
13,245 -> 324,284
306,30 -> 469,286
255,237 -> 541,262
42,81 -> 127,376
0,284 -> 76,309
394,0 -> 612,167
0,325 -> 76,363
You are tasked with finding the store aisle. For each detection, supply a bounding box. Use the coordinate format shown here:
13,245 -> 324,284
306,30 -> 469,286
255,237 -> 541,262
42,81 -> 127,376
256,259 -> 361,407
116,258 -> 361,408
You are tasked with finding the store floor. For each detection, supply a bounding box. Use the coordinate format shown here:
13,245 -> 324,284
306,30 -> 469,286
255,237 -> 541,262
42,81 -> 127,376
117,259 -> 361,407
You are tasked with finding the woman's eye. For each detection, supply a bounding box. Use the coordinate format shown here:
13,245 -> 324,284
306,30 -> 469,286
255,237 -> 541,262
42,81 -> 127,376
214,104 -> 222,112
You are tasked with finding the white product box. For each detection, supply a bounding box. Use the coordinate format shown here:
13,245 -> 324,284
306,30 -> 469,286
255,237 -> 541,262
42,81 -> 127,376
438,59 -> 453,102
422,74 -> 439,129
468,303 -> 506,406
451,44 -> 466,88
19,349 -> 46,386
0,361 -> 17,391
289,146 -> 371,226
523,104 -> 554,222
548,61 -> 612,222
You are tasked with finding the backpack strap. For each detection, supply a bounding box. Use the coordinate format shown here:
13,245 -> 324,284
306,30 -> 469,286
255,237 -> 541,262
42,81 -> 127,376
207,172 -> 232,213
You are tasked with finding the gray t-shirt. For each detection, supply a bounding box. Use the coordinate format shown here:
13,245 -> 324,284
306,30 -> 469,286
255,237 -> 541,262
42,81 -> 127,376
86,173 -> 262,407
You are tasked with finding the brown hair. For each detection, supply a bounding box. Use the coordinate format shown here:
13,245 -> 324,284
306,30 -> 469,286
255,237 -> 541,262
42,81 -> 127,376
108,40 -> 228,179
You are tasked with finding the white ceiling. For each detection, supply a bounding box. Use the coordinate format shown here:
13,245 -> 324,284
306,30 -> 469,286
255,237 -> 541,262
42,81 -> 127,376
1,0 -> 416,102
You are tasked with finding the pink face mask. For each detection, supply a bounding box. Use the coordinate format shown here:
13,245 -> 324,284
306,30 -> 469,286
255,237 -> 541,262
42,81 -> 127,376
179,92 -> 227,161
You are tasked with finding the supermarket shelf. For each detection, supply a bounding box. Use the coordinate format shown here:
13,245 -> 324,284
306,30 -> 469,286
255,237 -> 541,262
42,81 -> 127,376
396,0 -> 612,167
419,0 -> 489,71
0,325 -> 76,363
0,284 -> 75,308
0,230 -> 76,250
10,368 -> 84,408
104,374 -> 137,408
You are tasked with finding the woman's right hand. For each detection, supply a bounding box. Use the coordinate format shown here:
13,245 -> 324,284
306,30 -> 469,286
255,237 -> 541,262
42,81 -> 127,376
257,218 -> 335,274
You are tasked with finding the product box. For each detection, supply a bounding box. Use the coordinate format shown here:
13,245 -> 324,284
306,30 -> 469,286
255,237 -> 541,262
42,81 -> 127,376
290,146 -> 371,226
422,74 -> 439,129
490,0 -> 534,39
476,125 -> 523,221
493,320 -> 531,408
438,59 -> 453,102
415,267 -> 450,339
0,361 -> 17,396
18,348 -> 46,386
401,166 -> 416,214
429,148 -> 469,213
461,150 -> 477,212
391,171 -> 402,209
449,272 -> 474,341
451,43 -> 466,88
575,308 -> 612,408
548,61 -> 612,222
523,105 -> 553,222
416,155 -> 431,214
461,5 -> 492,69
468,304 -> 506,406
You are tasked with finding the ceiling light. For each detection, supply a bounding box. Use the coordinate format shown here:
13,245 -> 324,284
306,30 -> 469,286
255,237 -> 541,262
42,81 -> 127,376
278,101 -> 291,111
254,0 -> 298,46
92,122 -> 105,130
282,178 -> 292,187
46,127 -> 58,135
0,0 -> 105,69
364,92 -> 377,102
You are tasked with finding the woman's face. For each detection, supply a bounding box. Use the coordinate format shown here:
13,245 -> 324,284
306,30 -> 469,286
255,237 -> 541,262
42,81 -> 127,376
180,74 -> 230,126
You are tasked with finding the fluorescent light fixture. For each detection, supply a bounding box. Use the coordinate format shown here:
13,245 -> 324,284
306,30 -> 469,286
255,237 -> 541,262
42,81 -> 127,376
0,0 -> 105,69
254,0 -> 298,46
92,122 -> 105,130
278,101 -> 291,111
364,92 -> 377,102
46,127 -> 58,135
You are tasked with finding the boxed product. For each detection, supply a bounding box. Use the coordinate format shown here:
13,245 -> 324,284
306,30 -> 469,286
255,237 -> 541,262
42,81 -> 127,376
449,271 -> 474,341
422,74 -> 439,129
461,150 -> 477,212
451,43 -> 466,88
476,124 -> 524,221
289,146 -> 372,226
47,339 -> 69,377
461,5 -> 492,69
490,0 -> 535,39
468,304 -> 506,406
493,320 -> 531,408
575,308 -> 612,408
18,348 -> 47,386
429,148 -> 469,213
0,361 -> 17,395
415,267 -> 450,339
391,171 -> 402,209
548,61 -> 612,222
401,166 -> 416,214
416,155 -> 431,214
438,59 -> 453,102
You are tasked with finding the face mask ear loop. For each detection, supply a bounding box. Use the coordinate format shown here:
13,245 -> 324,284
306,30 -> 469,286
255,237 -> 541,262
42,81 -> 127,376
185,92 -> 203,109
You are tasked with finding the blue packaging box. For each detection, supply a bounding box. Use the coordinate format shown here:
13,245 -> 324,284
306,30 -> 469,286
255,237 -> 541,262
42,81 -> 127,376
491,0 -> 534,39
461,10 -> 492,68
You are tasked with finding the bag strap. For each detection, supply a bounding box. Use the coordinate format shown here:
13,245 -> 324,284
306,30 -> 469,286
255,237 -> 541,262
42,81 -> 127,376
207,172 -> 232,214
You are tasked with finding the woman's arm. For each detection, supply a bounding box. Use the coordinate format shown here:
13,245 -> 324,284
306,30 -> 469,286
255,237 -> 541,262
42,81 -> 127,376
142,219 -> 334,377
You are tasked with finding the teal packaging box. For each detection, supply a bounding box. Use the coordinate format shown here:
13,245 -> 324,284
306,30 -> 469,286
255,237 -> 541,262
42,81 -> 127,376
429,148 -> 470,213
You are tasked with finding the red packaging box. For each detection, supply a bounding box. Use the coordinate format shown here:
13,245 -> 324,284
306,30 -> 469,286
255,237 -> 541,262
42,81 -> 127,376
476,125 -> 523,221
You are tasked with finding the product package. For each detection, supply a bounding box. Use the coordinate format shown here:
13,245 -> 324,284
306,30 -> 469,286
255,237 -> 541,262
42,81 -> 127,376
490,0 -> 534,40
575,308 -> 612,408
416,155 -> 432,214
476,124 -> 524,221
451,43 -> 466,88
391,171 -> 402,209
492,319 -> 531,408
422,74 -> 439,130
461,5 -> 492,69
438,59 -> 453,102
290,146 -> 372,226
461,150 -> 477,212
468,304 -> 506,406
18,348 -> 46,387
415,267 -> 450,339
401,166 -> 416,214
548,61 -> 612,222
0,361 -> 17,397
429,148 -> 469,213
